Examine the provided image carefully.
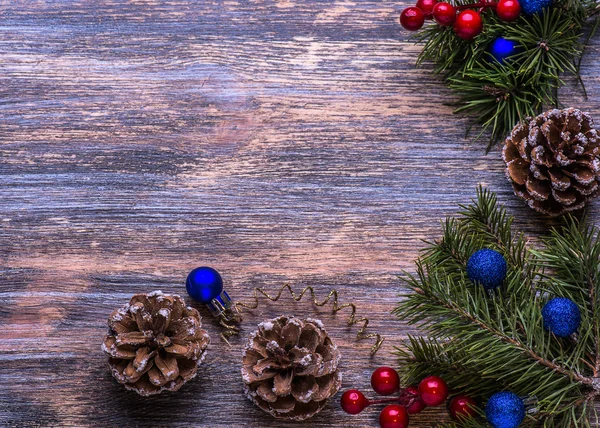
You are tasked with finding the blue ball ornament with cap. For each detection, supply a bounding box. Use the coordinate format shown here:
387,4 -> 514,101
186,266 -> 233,318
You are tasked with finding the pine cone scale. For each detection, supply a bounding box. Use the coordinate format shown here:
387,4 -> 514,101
123,359 -> 149,382
273,370 -> 293,395
148,366 -> 166,386
256,382 -> 278,403
178,359 -> 197,379
269,396 -> 296,413
155,353 -> 179,380
116,331 -> 151,346
292,375 -> 317,403
108,311 -> 137,334
279,321 -> 301,349
133,347 -> 154,371
507,159 -> 529,185
548,169 -> 570,190
254,357 -> 282,374
163,342 -> 192,357
575,180 -> 599,196
298,324 -> 321,351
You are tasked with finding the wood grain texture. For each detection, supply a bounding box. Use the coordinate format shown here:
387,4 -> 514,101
0,1 -> 598,427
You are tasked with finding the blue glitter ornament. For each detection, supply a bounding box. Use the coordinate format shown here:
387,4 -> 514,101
488,37 -> 521,63
542,297 -> 581,337
520,0 -> 552,15
486,392 -> 526,428
186,266 -> 233,317
467,249 -> 507,290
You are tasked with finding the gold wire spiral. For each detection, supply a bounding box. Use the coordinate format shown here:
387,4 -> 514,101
218,284 -> 384,355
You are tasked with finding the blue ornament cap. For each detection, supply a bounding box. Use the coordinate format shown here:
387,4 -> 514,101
488,37 -> 521,64
542,297 -> 581,337
520,0 -> 552,15
486,392 -> 526,428
467,249 -> 508,290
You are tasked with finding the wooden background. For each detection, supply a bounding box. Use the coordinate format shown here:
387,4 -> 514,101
0,1 -> 598,427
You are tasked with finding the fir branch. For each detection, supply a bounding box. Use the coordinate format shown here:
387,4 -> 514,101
448,61 -> 545,151
410,0 -> 599,149
394,187 -> 600,426
533,217 -> 600,378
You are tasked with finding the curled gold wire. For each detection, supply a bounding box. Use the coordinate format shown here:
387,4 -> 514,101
219,283 -> 384,355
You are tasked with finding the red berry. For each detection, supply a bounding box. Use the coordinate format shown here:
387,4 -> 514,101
371,367 -> 401,396
496,0 -> 521,21
418,376 -> 449,407
379,405 -> 410,428
416,0 -> 438,18
432,2 -> 457,26
453,10 -> 483,40
405,386 -> 427,414
341,389 -> 369,415
449,395 -> 477,420
400,7 -> 425,31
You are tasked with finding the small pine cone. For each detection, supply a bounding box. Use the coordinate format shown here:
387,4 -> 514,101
241,316 -> 342,421
102,291 -> 210,396
503,108 -> 600,216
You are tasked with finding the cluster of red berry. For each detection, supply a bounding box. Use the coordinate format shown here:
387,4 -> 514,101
341,367 -> 477,427
400,0 -> 522,39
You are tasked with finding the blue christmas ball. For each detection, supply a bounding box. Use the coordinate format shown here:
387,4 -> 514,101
486,392 -> 525,428
467,249 -> 507,290
542,297 -> 581,337
186,266 -> 223,304
520,0 -> 552,15
488,37 -> 521,64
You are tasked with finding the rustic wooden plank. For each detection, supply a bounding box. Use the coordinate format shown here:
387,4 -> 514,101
0,0 -> 598,427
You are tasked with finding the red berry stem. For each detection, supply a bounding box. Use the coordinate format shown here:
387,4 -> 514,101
366,389 -> 418,407
367,397 -> 417,406
422,1 -> 498,18
456,1 -> 498,10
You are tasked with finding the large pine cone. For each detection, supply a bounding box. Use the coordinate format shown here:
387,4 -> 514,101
503,108 -> 600,216
102,291 -> 210,396
241,316 -> 342,420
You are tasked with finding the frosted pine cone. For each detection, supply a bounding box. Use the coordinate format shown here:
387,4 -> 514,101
503,108 -> 600,216
241,316 -> 342,420
102,291 -> 210,396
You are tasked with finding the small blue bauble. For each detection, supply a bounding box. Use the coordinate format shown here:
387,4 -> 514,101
467,249 -> 508,290
486,392 -> 526,428
488,37 -> 521,64
542,297 -> 581,337
186,266 -> 224,304
520,0 -> 552,15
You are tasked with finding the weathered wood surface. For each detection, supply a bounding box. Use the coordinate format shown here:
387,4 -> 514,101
0,1 -> 598,427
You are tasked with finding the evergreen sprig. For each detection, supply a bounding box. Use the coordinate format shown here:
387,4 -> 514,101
394,187 -> 600,427
412,0 -> 599,151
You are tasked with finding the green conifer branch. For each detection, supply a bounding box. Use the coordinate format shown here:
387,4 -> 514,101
394,187 -> 600,426
410,0 -> 599,151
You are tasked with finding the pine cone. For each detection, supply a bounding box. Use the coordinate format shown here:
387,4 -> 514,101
503,108 -> 600,216
102,291 -> 210,396
241,316 -> 342,421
